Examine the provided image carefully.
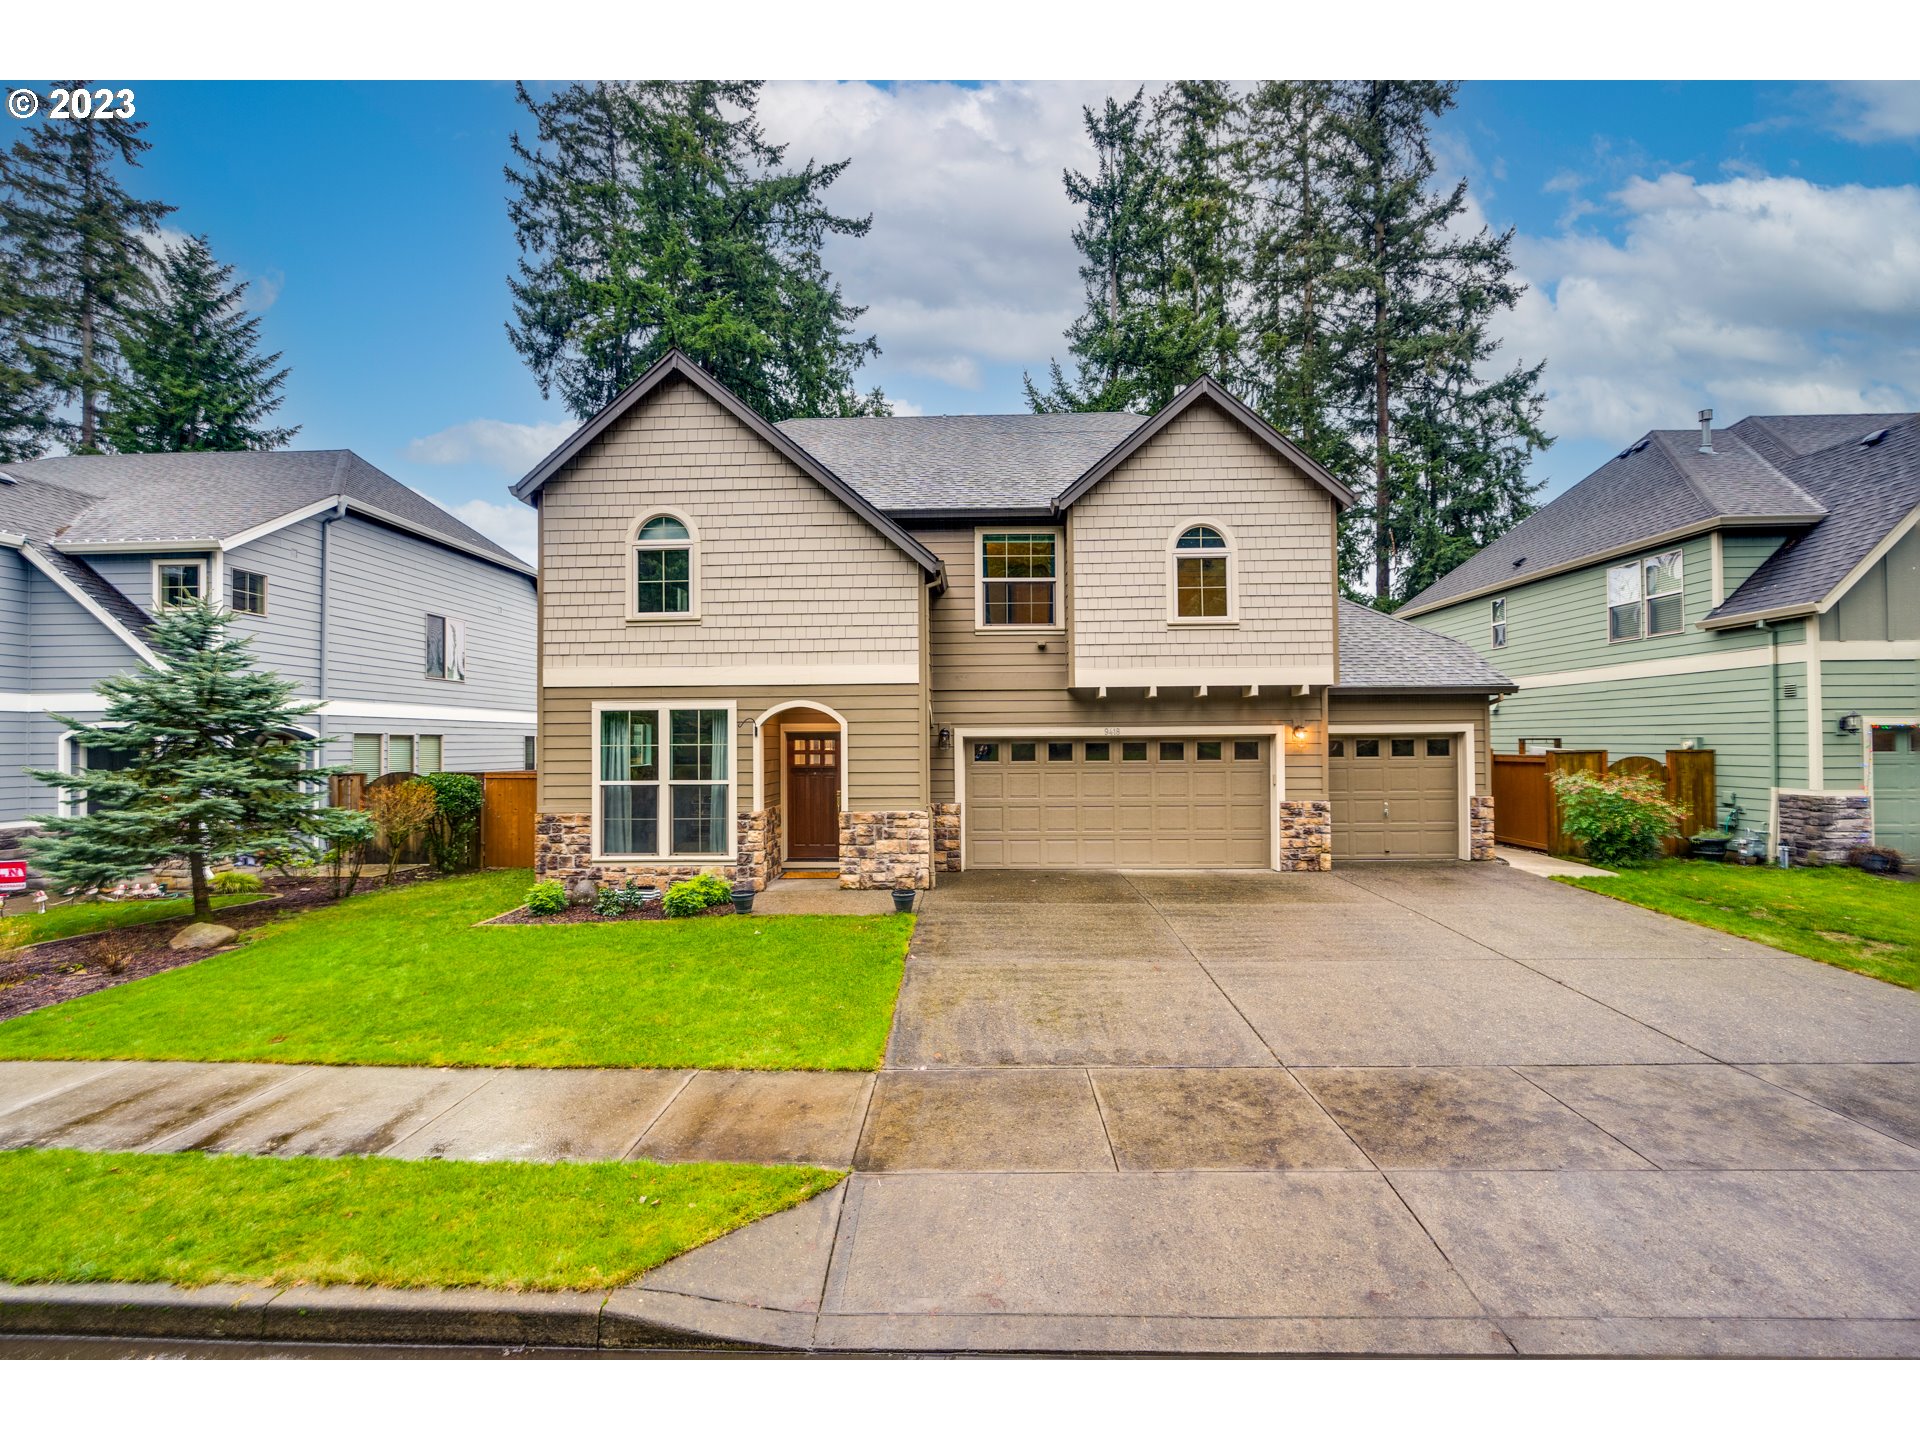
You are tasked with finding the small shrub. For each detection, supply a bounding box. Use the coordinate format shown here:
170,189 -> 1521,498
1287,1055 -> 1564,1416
1552,770 -> 1685,868
1688,830 -> 1731,843
211,870 -> 265,894
663,873 -> 731,917
423,772 -> 484,873
365,778 -> 438,884
592,880 -> 652,917
96,929 -> 142,976
524,879 -> 568,916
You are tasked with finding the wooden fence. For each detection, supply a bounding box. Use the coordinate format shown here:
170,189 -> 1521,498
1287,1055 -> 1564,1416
328,769 -> 536,869
1491,748 -> 1715,856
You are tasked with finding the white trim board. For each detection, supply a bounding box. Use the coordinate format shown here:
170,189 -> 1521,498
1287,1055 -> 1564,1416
1507,639 -> 1920,692
0,692 -> 109,713
543,663 -> 919,688
1071,665 -> 1337,690
952,723 -> 1291,873
308,699 -> 537,727
1329,721 -> 1478,861
15,542 -> 164,669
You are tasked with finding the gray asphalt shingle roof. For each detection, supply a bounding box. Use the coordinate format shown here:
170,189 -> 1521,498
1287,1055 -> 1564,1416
1399,422 -> 1836,615
1335,600 -> 1515,692
0,449 -> 526,569
775,412 -> 1148,512
1707,415 -> 1920,622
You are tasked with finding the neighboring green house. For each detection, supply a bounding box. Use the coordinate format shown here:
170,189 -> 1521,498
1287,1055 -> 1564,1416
1399,410 -> 1920,861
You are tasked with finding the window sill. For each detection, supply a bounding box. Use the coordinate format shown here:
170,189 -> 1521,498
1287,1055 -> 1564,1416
974,624 -> 1065,636
625,613 -> 702,625
1166,617 -> 1239,628
590,854 -> 730,866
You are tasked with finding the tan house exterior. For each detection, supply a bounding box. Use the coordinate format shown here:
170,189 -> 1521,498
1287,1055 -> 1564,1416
515,352 -> 1513,890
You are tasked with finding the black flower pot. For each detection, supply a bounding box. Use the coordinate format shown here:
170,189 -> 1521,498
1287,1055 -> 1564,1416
891,887 -> 916,914
732,884 -> 756,915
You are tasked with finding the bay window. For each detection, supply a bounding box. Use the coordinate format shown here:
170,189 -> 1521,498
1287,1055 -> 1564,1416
596,705 -> 733,858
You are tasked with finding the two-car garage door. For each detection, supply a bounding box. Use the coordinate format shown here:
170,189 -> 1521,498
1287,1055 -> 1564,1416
965,737 -> 1270,868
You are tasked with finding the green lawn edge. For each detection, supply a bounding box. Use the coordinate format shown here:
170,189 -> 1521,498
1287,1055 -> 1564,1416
8,893 -> 258,946
0,1148 -> 844,1292
0,870 -> 913,1071
1555,861 -> 1919,990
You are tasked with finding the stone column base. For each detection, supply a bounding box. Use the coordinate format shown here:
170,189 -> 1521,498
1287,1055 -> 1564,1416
1777,791 -> 1872,865
932,803 -> 962,873
1277,800 -> 1333,871
839,810 -> 933,889
1470,795 -> 1496,861
735,806 -> 779,891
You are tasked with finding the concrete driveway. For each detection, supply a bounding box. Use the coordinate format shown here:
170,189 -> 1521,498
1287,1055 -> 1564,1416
676,862 -> 1920,1355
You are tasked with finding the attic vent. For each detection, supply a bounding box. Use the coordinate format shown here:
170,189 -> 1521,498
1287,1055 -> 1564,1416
1631,438 -> 1650,453
1862,428 -> 1891,447
0,471 -> 17,485
1511,556 -> 1527,568
1782,682 -> 1800,700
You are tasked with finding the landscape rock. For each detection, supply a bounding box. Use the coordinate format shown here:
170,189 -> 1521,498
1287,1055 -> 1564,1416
169,923 -> 238,951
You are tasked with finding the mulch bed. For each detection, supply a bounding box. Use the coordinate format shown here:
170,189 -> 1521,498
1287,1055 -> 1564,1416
482,900 -> 737,926
0,870 -> 435,1022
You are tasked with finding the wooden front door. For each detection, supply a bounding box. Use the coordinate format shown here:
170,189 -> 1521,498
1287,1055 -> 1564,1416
786,733 -> 841,861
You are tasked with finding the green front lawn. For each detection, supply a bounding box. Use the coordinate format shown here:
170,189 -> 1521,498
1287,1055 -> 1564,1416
6,893 -> 257,946
0,1148 -> 840,1291
1559,861 -> 1919,989
0,870 -> 912,1070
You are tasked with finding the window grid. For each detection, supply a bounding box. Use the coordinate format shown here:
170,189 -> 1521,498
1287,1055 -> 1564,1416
980,532 -> 1058,626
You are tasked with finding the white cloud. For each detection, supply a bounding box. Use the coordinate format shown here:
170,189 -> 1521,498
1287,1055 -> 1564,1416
1499,171 -> 1920,444
405,417 -> 576,472
757,81 -> 1136,399
1828,81 -> 1920,142
445,497 -> 537,564
138,225 -> 282,312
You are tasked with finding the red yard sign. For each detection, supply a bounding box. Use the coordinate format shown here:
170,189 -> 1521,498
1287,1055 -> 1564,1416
0,859 -> 26,893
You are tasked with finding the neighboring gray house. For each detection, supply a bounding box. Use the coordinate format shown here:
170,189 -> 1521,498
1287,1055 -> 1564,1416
0,450 -> 537,831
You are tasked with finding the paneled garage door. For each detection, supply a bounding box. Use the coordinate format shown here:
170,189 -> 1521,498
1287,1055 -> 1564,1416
1330,735 -> 1460,859
965,737 -> 1270,868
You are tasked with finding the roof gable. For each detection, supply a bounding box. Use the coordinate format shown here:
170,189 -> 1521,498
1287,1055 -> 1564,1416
511,350 -> 942,576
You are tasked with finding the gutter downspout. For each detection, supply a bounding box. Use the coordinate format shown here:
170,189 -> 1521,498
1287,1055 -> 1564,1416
1762,619 -> 1780,850
316,497 -> 348,751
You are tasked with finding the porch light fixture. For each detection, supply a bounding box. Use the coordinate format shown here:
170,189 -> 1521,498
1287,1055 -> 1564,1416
1290,723 -> 1307,742
1838,712 -> 1863,735
936,726 -> 953,749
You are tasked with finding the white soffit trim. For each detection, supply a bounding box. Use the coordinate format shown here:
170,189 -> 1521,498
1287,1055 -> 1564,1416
306,699 -> 538,726
17,543 -> 164,668
1072,665 -> 1336,689
543,663 -> 920,688
0,691 -> 106,712
218,496 -> 348,552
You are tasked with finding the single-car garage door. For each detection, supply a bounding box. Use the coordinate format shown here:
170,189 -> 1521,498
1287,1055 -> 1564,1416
1330,735 -> 1460,859
966,737 -> 1270,868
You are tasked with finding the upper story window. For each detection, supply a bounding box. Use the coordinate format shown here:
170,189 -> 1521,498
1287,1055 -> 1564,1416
154,560 -> 203,609
1607,549 -> 1684,642
1169,524 -> 1234,622
978,530 -> 1059,628
1491,597 -> 1507,648
230,568 -> 267,615
631,513 -> 697,619
425,613 -> 466,681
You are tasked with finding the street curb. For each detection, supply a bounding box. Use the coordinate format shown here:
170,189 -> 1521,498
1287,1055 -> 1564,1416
0,1280 -> 795,1351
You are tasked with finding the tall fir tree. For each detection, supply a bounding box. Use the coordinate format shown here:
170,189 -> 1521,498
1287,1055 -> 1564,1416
28,604 -> 348,923
1150,81 -> 1244,393
506,80 -> 887,422
0,83 -> 173,453
1320,80 -> 1549,604
101,233 -> 297,452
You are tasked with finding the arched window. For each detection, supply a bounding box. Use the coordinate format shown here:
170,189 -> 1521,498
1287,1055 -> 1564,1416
1169,523 -> 1234,621
631,514 -> 697,619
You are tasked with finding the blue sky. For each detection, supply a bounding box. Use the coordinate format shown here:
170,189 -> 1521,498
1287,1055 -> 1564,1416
6,79 -> 1917,560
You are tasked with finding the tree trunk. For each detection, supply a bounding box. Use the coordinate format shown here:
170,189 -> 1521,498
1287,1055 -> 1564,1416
187,849 -> 212,924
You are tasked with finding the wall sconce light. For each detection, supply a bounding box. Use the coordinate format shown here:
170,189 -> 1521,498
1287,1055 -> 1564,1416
936,726 -> 953,749
1837,712 -> 1862,736
1290,723 -> 1307,742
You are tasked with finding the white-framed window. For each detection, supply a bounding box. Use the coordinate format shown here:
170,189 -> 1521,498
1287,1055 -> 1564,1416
977,528 -> 1062,629
629,512 -> 698,620
230,568 -> 267,615
425,613 -> 466,680
1167,522 -> 1236,624
1607,550 -> 1683,642
594,702 -> 735,859
61,733 -> 133,816
1491,597 -> 1507,648
153,559 -> 204,609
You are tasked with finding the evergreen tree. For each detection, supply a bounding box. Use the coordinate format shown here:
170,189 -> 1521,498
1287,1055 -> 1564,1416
0,267 -> 58,462
0,83 -> 173,452
1150,81 -> 1244,393
1320,81 -> 1548,603
100,233 -> 296,452
506,80 -> 887,422
28,604 -> 347,923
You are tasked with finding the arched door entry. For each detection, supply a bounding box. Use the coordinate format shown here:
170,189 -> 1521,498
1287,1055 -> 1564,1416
785,732 -> 841,861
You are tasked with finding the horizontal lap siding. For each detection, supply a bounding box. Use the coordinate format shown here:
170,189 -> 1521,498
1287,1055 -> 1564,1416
227,521 -> 323,691
540,686 -> 925,814
538,378 -> 922,670
1822,659 -> 1920,792
25,568 -> 142,688
0,549 -> 27,691
318,716 -> 533,776
922,527 -> 1323,802
1068,401 -> 1336,677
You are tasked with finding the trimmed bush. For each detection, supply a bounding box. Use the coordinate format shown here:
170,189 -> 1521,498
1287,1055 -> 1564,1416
1552,770 -> 1685,868
663,873 -> 731,918
423,772 -> 485,873
591,880 -> 652,917
524,879 -> 568,916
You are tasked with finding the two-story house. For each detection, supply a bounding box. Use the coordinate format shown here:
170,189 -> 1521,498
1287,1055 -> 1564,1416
1400,411 -> 1920,861
0,450 -> 538,832
514,352 -> 1512,890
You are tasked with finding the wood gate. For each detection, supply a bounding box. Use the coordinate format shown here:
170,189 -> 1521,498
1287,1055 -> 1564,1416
481,770 -> 537,869
1491,753 -> 1549,850
1494,748 -> 1716,856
